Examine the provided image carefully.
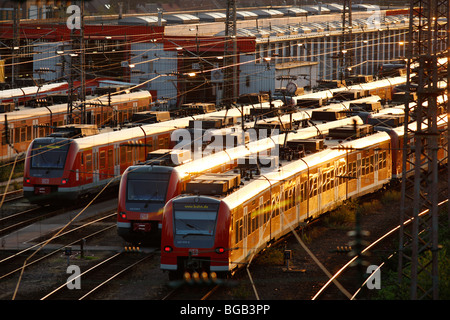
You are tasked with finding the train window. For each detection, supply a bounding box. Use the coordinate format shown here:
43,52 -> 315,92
264,200 -> 270,223
86,154 -> 93,176
174,210 -> 217,237
30,140 -> 70,169
138,142 -> 145,160
244,207 -> 248,236
290,188 -> 294,208
26,126 -> 32,141
379,151 -> 387,169
238,219 -> 243,242
247,211 -> 252,236
322,171 -> 329,191
251,209 -> 258,234
330,171 -> 335,189
300,182 -> 304,202
14,127 -> 20,143
284,190 -> 289,211
120,145 -> 126,163
361,158 -> 366,176
309,176 -> 317,197
126,172 -> 170,203
99,151 -> 106,169
272,197 -> 279,217
349,161 -> 357,179
108,149 -> 114,168
125,146 -> 132,163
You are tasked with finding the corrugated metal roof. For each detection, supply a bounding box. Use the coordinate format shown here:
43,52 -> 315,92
165,14 -> 200,24
198,12 -> 227,22
118,16 -> 167,26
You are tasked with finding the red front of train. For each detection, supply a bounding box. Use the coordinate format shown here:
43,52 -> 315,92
117,165 -> 182,244
160,195 -> 232,279
23,137 -> 79,204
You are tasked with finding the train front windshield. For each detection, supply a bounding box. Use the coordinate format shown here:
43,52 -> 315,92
174,211 -> 217,236
31,140 -> 70,169
126,172 -> 170,203
173,207 -> 219,248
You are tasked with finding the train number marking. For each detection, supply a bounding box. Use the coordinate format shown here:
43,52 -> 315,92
189,249 -> 199,256
140,213 -> 149,220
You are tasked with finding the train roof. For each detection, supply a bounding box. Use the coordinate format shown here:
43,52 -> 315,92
223,130 -> 392,210
118,16 -> 167,26
0,82 -> 68,101
1,90 -> 151,123
222,112 -> 449,211
290,75 -> 407,104
52,101 -> 284,150
173,115 -> 365,180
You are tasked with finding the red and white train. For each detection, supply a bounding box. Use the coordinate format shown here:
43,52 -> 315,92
1,90 -> 152,162
117,90 -> 408,244
22,102 -> 282,204
116,113 -> 369,244
160,117 -> 448,278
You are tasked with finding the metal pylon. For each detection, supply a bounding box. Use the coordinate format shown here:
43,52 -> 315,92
340,0 -> 353,80
67,0 -> 86,124
222,0 -> 237,108
398,0 -> 449,300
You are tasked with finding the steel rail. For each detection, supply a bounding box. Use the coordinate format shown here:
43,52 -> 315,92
78,252 -> 156,300
312,199 -> 449,300
40,251 -> 124,300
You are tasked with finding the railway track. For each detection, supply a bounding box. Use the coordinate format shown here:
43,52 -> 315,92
162,282 -> 221,300
40,250 -> 157,300
0,204 -> 58,237
0,210 -> 119,299
0,189 -> 23,204
312,198 -> 450,300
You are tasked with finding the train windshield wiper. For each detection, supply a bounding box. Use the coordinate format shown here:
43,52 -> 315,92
182,233 -> 210,238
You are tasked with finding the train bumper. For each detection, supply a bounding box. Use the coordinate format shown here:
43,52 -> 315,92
160,253 -> 230,272
23,186 -> 79,203
117,222 -> 161,244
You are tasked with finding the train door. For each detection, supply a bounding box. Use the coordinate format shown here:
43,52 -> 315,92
356,153 -> 361,194
317,167 -> 322,213
308,171 -> 319,218
299,173 -> 309,221
231,207 -> 244,266
374,149 -> 379,185
279,185 -> 284,231
79,152 -> 85,183
85,111 -> 92,124
243,206 -> 248,259
115,145 -> 120,176
107,147 -> 114,179
98,147 -> 107,181
295,178 -> 300,225
93,147 -> 99,184
32,119 -> 38,140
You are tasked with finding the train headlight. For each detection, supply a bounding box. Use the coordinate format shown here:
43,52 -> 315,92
215,247 -> 225,254
163,246 -> 173,253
